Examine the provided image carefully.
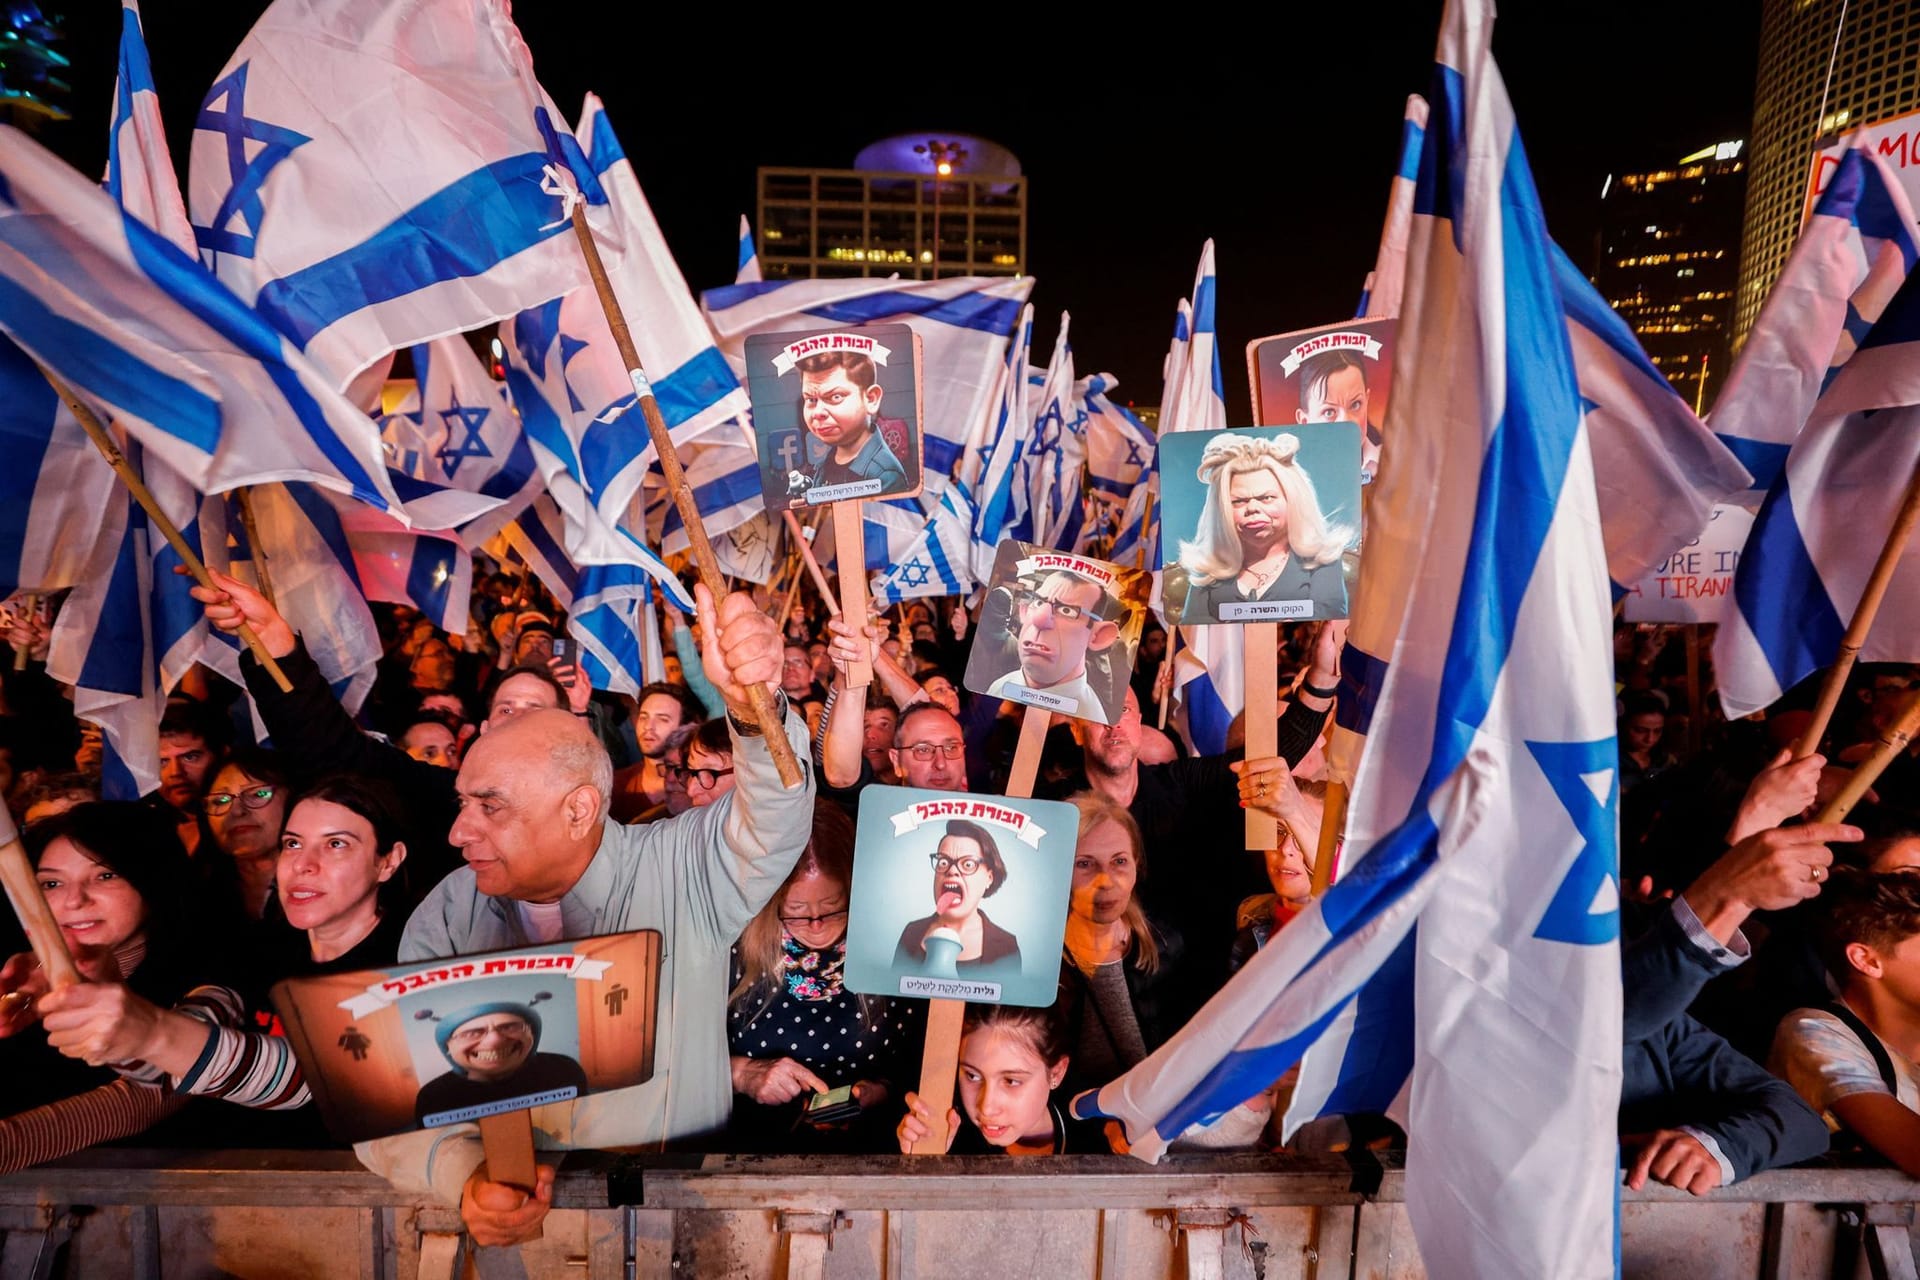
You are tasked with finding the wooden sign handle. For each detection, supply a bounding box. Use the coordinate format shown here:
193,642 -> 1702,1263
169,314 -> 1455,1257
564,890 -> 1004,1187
1244,622 -> 1280,851
833,501 -> 873,689
476,1109 -> 539,1194
1006,705 -> 1050,799
910,998 -> 967,1155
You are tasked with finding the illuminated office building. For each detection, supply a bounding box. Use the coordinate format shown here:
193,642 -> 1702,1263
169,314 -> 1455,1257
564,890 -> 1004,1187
1735,0 -> 1920,343
756,134 -> 1026,280
1597,142 -> 1746,410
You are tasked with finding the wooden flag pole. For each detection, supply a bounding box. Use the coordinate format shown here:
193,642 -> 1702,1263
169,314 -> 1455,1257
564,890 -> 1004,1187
1312,779 -> 1347,896
0,805 -> 82,991
11,592 -> 36,671
910,703 -> 1051,1155
1134,491 -> 1155,572
1244,623 -> 1280,851
1814,686 -> 1920,824
234,487 -> 277,607
1792,461 -> 1920,761
831,502 -> 873,689
774,550 -> 807,628
782,510 -> 840,615
567,206 -> 800,785
43,372 -> 294,695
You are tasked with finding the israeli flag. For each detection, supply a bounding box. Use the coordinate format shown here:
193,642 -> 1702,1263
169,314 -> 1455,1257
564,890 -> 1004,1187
1709,146 -> 1917,495
703,272 -> 1033,494
504,495 -> 667,697
1160,245 -> 1241,756
870,482 -> 979,604
1109,307 -> 1186,572
1715,263 -> 1920,718
379,336 -> 539,544
1083,9 -> 1623,1277
736,214 -> 762,284
0,125 -> 406,517
1357,94 -> 1428,319
1076,371 -> 1154,555
650,429 -> 771,559
1026,313 -> 1086,548
187,0 -> 599,389
0,338 -> 119,594
966,303 -> 1037,581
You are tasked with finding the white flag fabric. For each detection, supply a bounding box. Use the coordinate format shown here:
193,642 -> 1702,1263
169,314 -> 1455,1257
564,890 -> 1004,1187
735,214 -> 762,284
1708,146 -> 1918,496
187,0 -> 595,388
1357,95 -> 1428,320
1715,264 -> 1920,718
1160,244 -> 1241,756
1026,313 -> 1085,548
1076,372 -> 1155,555
0,125 -> 408,516
379,336 -> 539,543
1079,9 -> 1623,1278
504,494 -> 667,697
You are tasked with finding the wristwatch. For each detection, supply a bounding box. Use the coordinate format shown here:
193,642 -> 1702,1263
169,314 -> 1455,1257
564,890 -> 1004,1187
728,689 -> 790,737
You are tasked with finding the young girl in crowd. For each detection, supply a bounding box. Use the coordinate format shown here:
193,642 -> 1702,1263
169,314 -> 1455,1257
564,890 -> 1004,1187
896,1002 -> 1113,1155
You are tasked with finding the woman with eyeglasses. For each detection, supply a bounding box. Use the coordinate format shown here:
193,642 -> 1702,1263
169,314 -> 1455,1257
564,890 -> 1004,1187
726,804 -> 921,1151
891,819 -> 1022,977
200,748 -> 291,921
677,719 -> 736,809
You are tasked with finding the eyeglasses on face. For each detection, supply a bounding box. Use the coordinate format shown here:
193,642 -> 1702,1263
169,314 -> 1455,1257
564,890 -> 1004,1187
665,764 -> 734,788
779,909 -> 849,929
203,785 -> 278,815
901,740 -> 964,762
1013,588 -> 1097,622
929,853 -> 985,876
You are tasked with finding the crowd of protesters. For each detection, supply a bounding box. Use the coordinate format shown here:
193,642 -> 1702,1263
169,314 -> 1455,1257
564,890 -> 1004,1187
0,561 -> 1915,1246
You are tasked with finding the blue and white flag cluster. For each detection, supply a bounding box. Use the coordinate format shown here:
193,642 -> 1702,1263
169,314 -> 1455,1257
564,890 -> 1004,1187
1074,372 -> 1155,556
1025,313 -> 1086,549
187,0 -> 600,390
1083,7 -> 1623,1276
1709,146 -> 1917,496
503,495 -> 667,697
380,336 -> 539,545
1716,261 -> 1920,718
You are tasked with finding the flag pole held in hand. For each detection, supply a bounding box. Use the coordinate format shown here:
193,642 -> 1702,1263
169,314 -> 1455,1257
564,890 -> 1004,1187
566,206 -> 801,786
0,804 -> 81,990
1792,459 -> 1920,760
42,370 -> 294,694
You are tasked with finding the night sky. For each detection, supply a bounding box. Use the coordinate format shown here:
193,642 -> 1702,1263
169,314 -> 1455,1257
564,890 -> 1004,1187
47,2 -> 1759,422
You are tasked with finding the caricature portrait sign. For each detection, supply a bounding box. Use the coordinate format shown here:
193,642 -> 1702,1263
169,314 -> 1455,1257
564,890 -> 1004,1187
1248,316 -> 1396,485
845,786 -> 1074,1008
744,323 -> 925,509
960,542 -> 1149,725
271,932 -> 660,1144
1158,425 -> 1363,625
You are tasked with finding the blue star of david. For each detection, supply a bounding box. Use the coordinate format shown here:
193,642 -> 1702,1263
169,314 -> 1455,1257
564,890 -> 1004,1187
434,395 -> 494,480
1527,737 -> 1620,945
899,559 -> 932,588
1034,403 -> 1064,452
1124,439 -> 1146,467
192,62 -> 312,265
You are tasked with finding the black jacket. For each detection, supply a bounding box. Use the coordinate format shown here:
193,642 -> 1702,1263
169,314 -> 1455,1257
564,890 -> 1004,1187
1620,902 -> 1829,1181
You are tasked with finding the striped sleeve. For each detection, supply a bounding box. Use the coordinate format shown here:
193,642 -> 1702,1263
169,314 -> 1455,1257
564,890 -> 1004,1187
173,998 -> 311,1111
112,985 -> 252,1086
0,1077 -> 185,1174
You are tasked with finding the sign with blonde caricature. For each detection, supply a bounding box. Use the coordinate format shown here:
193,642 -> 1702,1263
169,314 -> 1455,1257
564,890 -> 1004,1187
1248,316 -> 1395,485
271,933 -> 660,1144
845,786 -> 1075,1007
961,542 -> 1149,724
1158,425 -> 1363,625
744,323 -> 925,509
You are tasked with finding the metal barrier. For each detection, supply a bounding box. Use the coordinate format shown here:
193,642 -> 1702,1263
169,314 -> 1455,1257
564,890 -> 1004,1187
1,1150 -> 1916,1279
